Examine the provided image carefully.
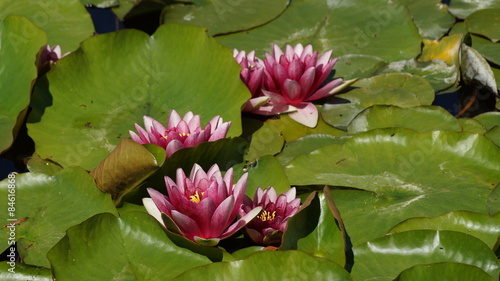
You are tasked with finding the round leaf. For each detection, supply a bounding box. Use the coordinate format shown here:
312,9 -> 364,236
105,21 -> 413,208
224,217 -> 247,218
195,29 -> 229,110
276,134 -> 345,166
241,118 -> 284,162
459,117 -> 487,134
322,73 -> 435,128
266,114 -> 346,142
0,262 -> 51,281
216,0 -> 422,62
389,210 -> 500,249
448,0 -> 500,19
171,250 -> 352,281
466,9 -> 500,42
394,262 -> 497,281
352,230 -> 500,281
484,126 -> 500,146
327,54 -> 386,80
47,212 -> 211,280
0,0 -> 94,51
28,24 -> 250,170
399,0 -> 455,39
487,184 -> 500,215
347,105 -> 462,134
471,34 -> 500,67
286,128 -> 500,245
161,0 -> 290,36
474,112 -> 500,130
0,167 -> 117,267
0,16 -> 46,153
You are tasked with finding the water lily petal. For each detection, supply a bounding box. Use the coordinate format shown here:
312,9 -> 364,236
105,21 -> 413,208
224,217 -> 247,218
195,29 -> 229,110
143,198 -> 165,227
262,89 -> 289,105
171,210 -> 201,240
251,104 -> 297,116
210,196 -> 235,237
305,78 -> 343,101
220,206 -> 262,239
282,79 -> 302,102
208,121 -> 230,142
167,109 -> 182,128
243,96 -> 270,112
288,102 -> 318,128
165,140 -> 184,158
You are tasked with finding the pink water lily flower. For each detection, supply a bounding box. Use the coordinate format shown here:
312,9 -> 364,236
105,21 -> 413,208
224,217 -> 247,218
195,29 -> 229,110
236,44 -> 351,128
143,164 -> 262,246
130,110 -> 231,158
37,44 -> 70,70
240,186 -> 301,246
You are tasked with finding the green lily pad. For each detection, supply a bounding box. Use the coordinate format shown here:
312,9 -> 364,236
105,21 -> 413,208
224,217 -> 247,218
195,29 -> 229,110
394,262 -> 498,281
216,0 -> 422,62
347,105 -> 462,135
459,118 -> 487,134
487,184 -> 500,215
161,0 -> 289,36
276,134 -> 346,166
471,34 -> 500,67
352,230 -> 500,281
0,262 -> 51,280
266,114 -> 346,142
232,155 -> 290,198
419,34 -> 463,66
324,54 -> 386,81
322,73 -> 435,129
399,0 -> 456,39
47,212 -> 211,280
0,167 -> 117,267
90,139 -> 164,204
448,0 -> 500,19
0,0 -> 94,51
460,44 -> 498,93
474,112 -> 500,130
26,153 -> 63,175
388,210 -> 500,249
28,24 -> 250,170
0,16 -> 46,153
285,128 -> 500,245
171,250 -> 352,281
484,126 -> 500,146
282,189 -> 346,267
376,59 -> 458,92
466,9 -> 500,42
241,118 -> 284,162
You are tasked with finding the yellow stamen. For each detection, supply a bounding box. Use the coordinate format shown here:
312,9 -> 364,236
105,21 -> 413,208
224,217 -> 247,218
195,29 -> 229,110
189,191 -> 203,203
179,132 -> 190,137
257,210 -> 276,222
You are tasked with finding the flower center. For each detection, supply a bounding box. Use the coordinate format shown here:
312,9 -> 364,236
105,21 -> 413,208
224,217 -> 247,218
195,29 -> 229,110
257,210 -> 276,222
189,191 -> 203,203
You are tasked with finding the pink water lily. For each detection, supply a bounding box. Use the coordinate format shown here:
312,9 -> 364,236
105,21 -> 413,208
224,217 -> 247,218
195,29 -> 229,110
37,44 -> 70,70
130,110 -> 231,158
235,44 -> 351,128
143,164 -> 262,246
240,186 -> 301,246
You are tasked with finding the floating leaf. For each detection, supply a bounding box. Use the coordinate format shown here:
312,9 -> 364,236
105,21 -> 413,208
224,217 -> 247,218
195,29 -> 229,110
394,263 -> 497,281
376,59 -> 458,92
241,118 -> 284,162
459,117 -> 487,134
448,0 -> 500,19
286,128 -> 500,245
216,0 -> 422,62
80,0 -> 119,8
466,9 -> 500,42
266,114 -> 346,142
28,24 -> 250,170
474,112 -> 500,130
487,184 -> 500,215
352,230 -> 500,281
331,54 -> 386,80
233,155 -> 290,198
47,212 -> 211,280
90,138 -> 164,204
276,134 -> 345,166
161,0 -> 290,36
0,16 -> 46,153
347,105 -> 462,135
460,44 -> 498,93
0,167 -> 117,267
282,188 -> 346,266
399,0 -> 455,39
419,34 -> 463,66
471,34 -> 500,67
0,0 -> 94,51
0,262 -> 51,281
322,73 -> 435,128
171,250 -> 352,281
26,153 -> 63,175
389,210 -> 500,249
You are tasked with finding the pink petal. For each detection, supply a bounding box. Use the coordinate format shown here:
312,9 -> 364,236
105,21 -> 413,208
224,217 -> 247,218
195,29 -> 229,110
220,206 -> 262,239
300,45 -> 313,60
210,196 -> 235,237
171,210 -> 201,240
147,188 -> 171,214
272,44 -> 284,62
316,50 -> 333,67
142,198 -> 165,227
299,67 -> 316,97
288,102 -> 318,128
293,43 -> 304,57
282,79 -> 302,102
188,198 -> 216,238
187,114 -> 201,132
143,116 -> 156,134
243,96 -> 270,112
167,110 -> 182,129
129,131 -> 144,144
222,167 -> 234,194
166,140 -> 184,158
272,63 -> 288,86
284,187 -> 297,202
305,78 -> 343,101
174,169 -> 187,194
261,89 -> 289,105
208,121 -> 230,141
250,104 -> 297,116
287,59 -> 304,81
244,227 -> 264,245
